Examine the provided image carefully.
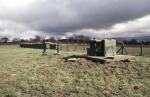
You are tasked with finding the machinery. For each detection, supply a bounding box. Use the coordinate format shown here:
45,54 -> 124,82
87,39 -> 116,58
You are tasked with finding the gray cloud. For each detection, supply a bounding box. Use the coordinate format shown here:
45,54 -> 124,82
0,0 -> 150,38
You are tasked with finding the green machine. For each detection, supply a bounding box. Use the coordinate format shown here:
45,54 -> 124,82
87,39 -> 116,58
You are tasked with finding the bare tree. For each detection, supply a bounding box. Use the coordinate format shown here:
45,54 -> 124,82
49,37 -> 56,43
12,38 -> 20,43
34,35 -> 42,42
0,37 -> 9,43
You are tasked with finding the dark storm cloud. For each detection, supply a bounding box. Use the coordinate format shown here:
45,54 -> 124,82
27,0 -> 150,33
0,0 -> 150,38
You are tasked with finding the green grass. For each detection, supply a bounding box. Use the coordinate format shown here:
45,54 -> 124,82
0,45 -> 150,97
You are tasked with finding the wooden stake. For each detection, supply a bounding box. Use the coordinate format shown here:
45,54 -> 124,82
74,40 -> 77,51
57,42 -> 59,54
67,40 -> 69,51
83,39 -> 86,51
140,41 -> 143,56
121,43 -> 124,54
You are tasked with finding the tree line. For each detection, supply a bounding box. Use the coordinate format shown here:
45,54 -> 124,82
122,39 -> 150,45
0,35 -> 150,45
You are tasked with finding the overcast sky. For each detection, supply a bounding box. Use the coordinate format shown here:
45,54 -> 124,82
0,0 -> 150,39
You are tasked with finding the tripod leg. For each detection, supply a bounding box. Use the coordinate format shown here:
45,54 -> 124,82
117,47 -> 122,53
123,47 -> 128,55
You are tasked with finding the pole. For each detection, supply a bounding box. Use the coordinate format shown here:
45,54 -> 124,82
121,43 -> 124,55
67,39 -> 69,51
140,41 -> 143,56
84,39 -> 86,51
57,42 -> 59,54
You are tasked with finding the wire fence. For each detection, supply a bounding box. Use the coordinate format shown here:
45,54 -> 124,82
1,42 -> 149,56
58,43 -> 150,56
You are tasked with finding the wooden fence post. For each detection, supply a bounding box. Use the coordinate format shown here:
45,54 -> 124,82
84,40 -> 86,51
121,43 -> 124,55
57,42 -> 59,54
74,40 -> 77,51
140,41 -> 143,56
67,40 -> 69,51
60,43 -> 62,50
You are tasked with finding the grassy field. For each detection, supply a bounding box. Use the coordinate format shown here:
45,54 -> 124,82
0,45 -> 150,97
